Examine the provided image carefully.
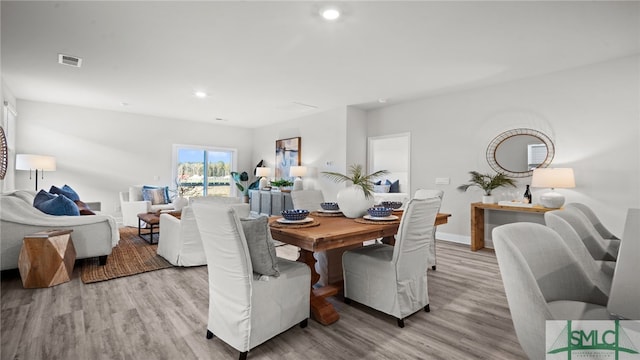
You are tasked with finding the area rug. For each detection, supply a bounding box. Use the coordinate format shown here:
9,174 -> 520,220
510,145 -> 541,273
80,227 -> 172,284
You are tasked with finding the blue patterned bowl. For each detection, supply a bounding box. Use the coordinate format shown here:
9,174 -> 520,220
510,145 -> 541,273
281,209 -> 310,221
367,207 -> 393,218
381,201 -> 403,209
320,202 -> 340,211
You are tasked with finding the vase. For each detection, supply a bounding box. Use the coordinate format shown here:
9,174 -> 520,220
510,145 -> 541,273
172,196 -> 189,211
482,195 -> 495,204
337,185 -> 375,218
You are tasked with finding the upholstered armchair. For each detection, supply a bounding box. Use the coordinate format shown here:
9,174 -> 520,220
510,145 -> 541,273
565,202 -> 620,240
191,201 -> 310,360
119,185 -> 174,227
413,189 -> 444,270
552,206 -> 619,261
493,223 -> 612,360
157,196 -> 246,266
342,197 -> 441,328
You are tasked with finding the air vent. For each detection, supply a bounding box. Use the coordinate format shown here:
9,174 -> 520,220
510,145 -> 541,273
58,53 -> 82,68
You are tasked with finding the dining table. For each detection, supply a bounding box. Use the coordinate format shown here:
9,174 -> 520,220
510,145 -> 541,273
268,211 -> 451,325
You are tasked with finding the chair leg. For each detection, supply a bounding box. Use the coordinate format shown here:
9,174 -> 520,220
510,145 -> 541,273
206,330 -> 214,339
431,265 -> 436,270
344,297 -> 351,304
424,304 -> 430,312
239,351 -> 248,360
99,255 -> 108,266
397,318 -> 405,328
300,319 -> 308,328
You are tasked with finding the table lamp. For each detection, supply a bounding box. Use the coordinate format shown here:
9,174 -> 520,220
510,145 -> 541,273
531,168 -> 575,208
255,167 -> 271,190
289,166 -> 307,191
16,154 -> 56,191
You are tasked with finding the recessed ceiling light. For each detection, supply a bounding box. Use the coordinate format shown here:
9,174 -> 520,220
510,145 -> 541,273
194,91 -> 208,98
321,8 -> 340,21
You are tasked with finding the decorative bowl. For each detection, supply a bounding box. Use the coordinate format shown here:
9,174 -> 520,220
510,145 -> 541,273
281,209 -> 310,221
367,207 -> 393,218
320,202 -> 340,211
381,201 -> 403,209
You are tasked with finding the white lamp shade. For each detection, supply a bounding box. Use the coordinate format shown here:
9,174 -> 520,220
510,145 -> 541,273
531,168 -> 575,189
16,154 -> 56,171
289,166 -> 307,177
255,167 -> 271,177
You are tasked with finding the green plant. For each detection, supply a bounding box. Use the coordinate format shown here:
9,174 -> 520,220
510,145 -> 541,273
322,164 -> 389,198
457,171 -> 516,196
231,171 -> 249,195
270,179 -> 293,187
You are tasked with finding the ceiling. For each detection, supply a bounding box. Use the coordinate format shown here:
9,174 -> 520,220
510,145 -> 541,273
2,1 -> 639,128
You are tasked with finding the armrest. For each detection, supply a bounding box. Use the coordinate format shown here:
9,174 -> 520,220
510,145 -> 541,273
121,200 -> 151,227
158,214 -> 183,265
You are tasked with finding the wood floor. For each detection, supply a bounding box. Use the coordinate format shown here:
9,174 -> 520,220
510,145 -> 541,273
0,240 -> 527,360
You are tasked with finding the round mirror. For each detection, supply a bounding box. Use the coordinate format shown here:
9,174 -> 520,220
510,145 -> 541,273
486,128 -> 554,178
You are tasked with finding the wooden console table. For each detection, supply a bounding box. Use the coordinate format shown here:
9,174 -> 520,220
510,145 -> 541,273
470,202 -> 555,251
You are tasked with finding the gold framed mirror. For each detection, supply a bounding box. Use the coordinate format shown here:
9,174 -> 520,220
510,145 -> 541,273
486,128 -> 554,178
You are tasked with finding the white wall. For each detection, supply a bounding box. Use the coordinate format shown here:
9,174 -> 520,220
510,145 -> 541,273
366,55 -> 640,242
13,100 -> 253,218
251,107 -> 349,202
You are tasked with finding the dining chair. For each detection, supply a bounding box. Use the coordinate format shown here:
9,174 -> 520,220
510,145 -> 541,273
413,189 -> 444,270
544,210 -> 614,293
192,201 -> 310,360
551,206 -> 619,261
565,202 -> 620,240
342,196 -> 441,328
493,222 -> 612,360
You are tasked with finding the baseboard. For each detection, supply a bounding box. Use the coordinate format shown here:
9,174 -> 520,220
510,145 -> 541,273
436,231 -> 470,245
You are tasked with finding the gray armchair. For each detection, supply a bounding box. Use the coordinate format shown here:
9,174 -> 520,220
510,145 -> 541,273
553,206 -> 619,261
565,202 -> 620,240
413,189 -> 444,270
192,201 -> 310,360
342,197 -> 441,327
493,222 -> 612,360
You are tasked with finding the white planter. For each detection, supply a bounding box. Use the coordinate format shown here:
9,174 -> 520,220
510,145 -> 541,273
172,196 -> 189,211
337,186 -> 375,218
482,195 -> 495,204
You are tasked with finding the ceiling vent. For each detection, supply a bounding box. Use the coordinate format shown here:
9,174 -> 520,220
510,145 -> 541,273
58,53 -> 82,68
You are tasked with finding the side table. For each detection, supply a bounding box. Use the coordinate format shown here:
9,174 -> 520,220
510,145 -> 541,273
18,229 -> 76,288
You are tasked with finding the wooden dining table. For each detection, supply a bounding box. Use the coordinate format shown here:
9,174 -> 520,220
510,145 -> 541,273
268,212 -> 451,325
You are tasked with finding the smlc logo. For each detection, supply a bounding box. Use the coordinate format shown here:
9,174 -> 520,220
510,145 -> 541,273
547,320 -> 640,360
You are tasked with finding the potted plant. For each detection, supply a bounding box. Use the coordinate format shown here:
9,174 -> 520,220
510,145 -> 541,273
231,171 -> 250,202
322,164 -> 389,218
457,171 -> 516,204
270,179 -> 294,192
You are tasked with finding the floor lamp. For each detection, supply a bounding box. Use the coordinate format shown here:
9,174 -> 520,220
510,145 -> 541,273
15,154 -> 56,191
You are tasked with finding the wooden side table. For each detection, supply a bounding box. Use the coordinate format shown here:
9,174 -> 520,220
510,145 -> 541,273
18,229 -> 76,288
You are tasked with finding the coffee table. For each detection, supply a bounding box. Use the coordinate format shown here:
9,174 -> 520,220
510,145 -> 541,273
137,211 -> 181,244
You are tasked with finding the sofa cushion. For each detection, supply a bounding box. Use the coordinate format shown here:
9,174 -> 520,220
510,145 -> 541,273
49,184 -> 80,201
385,179 -> 400,193
373,184 -> 390,193
34,190 -> 80,216
240,216 -> 280,277
142,188 -> 168,205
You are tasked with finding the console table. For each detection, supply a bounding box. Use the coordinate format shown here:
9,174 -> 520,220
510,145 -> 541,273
249,190 -> 293,216
470,202 -> 556,251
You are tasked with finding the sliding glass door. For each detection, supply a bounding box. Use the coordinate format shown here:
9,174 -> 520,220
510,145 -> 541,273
173,145 -> 237,197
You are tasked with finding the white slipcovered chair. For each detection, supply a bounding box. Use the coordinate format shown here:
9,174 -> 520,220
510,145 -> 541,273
342,196 -> 441,328
157,196 -> 246,266
192,201 -> 310,360
565,202 -> 620,240
552,206 -> 619,261
493,223 -> 612,360
544,210 -> 614,292
291,189 -> 355,286
413,189 -> 444,270
119,185 -> 174,227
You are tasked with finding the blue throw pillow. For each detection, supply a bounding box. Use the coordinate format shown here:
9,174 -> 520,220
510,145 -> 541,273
50,185 -> 80,201
142,185 -> 169,204
34,192 -> 80,216
385,179 -> 400,193
374,180 -> 382,185
33,189 -> 56,207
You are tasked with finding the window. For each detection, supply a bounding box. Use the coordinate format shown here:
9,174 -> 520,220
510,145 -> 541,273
172,144 -> 237,197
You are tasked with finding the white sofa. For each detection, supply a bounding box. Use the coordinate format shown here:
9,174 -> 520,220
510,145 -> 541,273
119,185 -> 174,227
157,196 -> 247,266
1,190 -> 120,271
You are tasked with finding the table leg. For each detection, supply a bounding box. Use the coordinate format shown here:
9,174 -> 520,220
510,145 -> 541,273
298,249 -> 340,325
471,204 -> 485,251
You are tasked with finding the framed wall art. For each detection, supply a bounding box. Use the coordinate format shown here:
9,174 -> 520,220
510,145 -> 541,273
275,137 -> 301,179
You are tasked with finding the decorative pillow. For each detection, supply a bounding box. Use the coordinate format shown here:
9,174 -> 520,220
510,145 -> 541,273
240,216 -> 280,277
142,188 -> 168,205
374,180 -> 382,185
386,179 -> 400,193
373,184 -> 391,193
74,200 -> 96,215
49,184 -> 80,201
33,189 -> 57,207
142,185 -> 169,204
34,191 -> 80,216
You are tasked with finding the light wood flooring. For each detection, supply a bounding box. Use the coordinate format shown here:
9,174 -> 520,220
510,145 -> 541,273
1,240 -> 526,360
